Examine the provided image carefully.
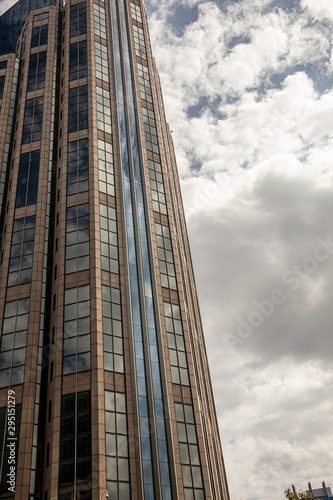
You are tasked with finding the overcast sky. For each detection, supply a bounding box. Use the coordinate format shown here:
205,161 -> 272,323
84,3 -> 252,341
1,0 -> 332,497
144,0 -> 333,498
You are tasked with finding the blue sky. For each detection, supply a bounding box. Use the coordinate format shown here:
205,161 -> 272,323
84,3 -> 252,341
145,0 -> 333,498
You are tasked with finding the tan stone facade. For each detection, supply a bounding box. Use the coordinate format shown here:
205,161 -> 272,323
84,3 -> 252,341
0,0 -> 230,499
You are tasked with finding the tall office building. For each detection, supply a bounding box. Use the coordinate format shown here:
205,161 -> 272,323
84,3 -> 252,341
0,0 -> 230,498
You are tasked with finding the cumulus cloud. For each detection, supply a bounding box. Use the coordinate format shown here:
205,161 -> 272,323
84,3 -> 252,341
0,0 -> 17,16
146,0 -> 333,498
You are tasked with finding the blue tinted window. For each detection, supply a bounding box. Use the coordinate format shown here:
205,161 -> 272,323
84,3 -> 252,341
0,298 -> 29,388
65,203 -> 90,274
16,150 -> 40,207
69,41 -> 87,81
59,391 -> 91,497
8,216 -> 35,287
68,85 -> 88,133
0,0 -> 53,56
27,50 -> 46,92
67,138 -> 89,195
0,61 -> 7,70
63,286 -> 90,375
22,96 -> 44,144
70,2 -> 86,37
0,74 -> 5,98
31,24 -> 48,47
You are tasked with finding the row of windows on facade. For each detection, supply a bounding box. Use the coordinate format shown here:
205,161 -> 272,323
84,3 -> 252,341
0,396 -> 205,500
19,104 -> 163,207
0,299 -> 182,388
3,209 -> 177,293
0,60 -> 18,210
57,389 -> 131,500
0,295 -> 188,391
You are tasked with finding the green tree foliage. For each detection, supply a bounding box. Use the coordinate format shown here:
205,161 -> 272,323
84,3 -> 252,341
284,488 -> 320,500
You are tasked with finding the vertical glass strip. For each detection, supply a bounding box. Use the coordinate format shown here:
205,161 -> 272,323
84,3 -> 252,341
29,11 -> 59,497
0,59 -> 19,221
110,0 -> 172,498
110,2 -> 154,497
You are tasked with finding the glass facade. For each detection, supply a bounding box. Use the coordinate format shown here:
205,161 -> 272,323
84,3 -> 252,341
102,286 -> 123,372
105,391 -> 130,499
59,392 -> 91,499
65,203 -> 90,274
70,2 -> 86,37
63,286 -> 90,375
68,85 -> 88,133
0,298 -> 29,388
100,204 -> 119,273
69,41 -> 88,81
0,0 -> 53,55
8,216 -> 36,287
67,138 -> 89,195
22,96 -> 44,144
0,74 -> 5,99
16,150 -> 40,207
31,24 -> 48,47
98,139 -> 114,195
27,51 -> 47,92
175,403 -> 205,500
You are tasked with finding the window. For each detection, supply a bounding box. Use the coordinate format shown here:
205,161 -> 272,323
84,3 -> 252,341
95,41 -> 109,82
68,85 -> 88,133
22,96 -> 44,144
0,61 -> 7,70
142,107 -> 159,154
69,41 -> 87,81
0,74 -> 5,99
137,62 -> 152,103
148,159 -> 167,215
16,150 -> 40,207
46,443 -> 50,467
8,216 -> 35,287
132,24 -> 146,60
164,302 -> 189,385
102,286 -> 123,373
0,298 -> 29,388
105,391 -> 130,499
175,402 -> 205,500
67,138 -> 89,195
98,139 -> 114,196
59,391 -> 91,498
96,86 -> 112,134
155,223 -> 177,290
0,405 -> 22,495
63,285 -> 90,375
27,51 -> 47,92
70,2 -> 87,37
100,205 -> 118,274
33,12 -> 49,22
31,24 -> 48,47
65,203 -> 89,274
93,4 -> 107,39
130,2 -> 142,23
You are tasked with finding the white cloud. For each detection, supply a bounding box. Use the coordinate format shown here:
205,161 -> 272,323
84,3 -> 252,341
0,0 -> 17,16
147,0 -> 333,498
301,0 -> 333,19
